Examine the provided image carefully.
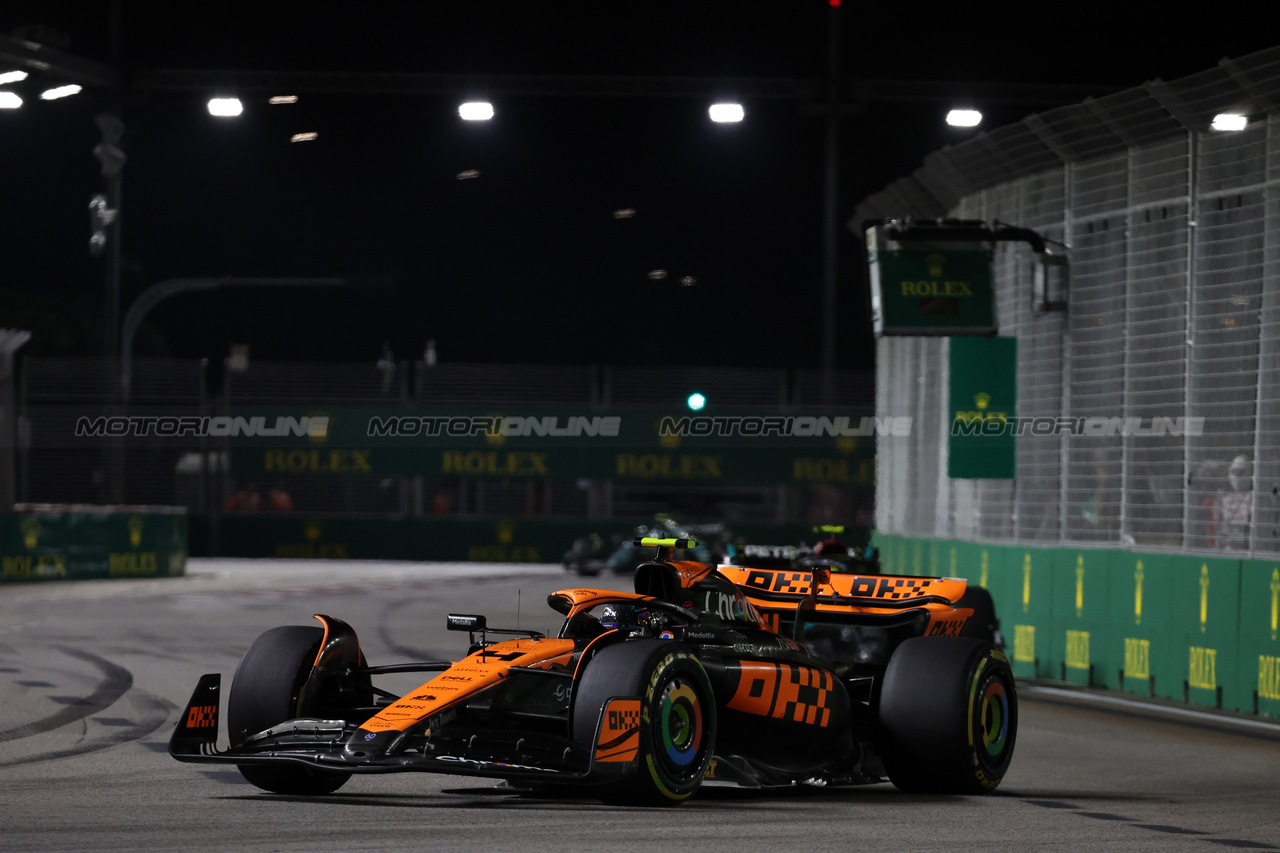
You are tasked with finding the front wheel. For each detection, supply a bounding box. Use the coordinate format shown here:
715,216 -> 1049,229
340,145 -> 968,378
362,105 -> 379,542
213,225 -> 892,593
571,640 -> 716,806
227,625 -> 352,795
876,637 -> 1017,794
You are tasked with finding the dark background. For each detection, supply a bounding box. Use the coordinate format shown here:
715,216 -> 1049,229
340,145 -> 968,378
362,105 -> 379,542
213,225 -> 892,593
1,1 -> 1273,369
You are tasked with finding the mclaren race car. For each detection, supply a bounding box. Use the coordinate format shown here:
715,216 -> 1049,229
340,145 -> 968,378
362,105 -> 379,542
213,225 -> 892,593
170,538 -> 1017,805
732,526 -> 1004,648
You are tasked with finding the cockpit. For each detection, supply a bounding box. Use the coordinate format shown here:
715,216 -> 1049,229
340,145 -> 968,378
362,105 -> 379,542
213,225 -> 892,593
559,599 -> 696,642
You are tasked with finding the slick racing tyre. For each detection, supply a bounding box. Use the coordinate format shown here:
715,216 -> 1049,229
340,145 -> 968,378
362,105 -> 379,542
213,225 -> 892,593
571,640 -> 716,806
227,625 -> 352,795
876,637 -> 1017,794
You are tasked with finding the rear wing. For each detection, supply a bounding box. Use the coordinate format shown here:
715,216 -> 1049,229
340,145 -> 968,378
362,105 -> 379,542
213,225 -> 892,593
716,564 -> 968,608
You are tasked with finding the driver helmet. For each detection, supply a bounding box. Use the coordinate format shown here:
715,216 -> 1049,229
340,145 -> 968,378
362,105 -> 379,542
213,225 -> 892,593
600,603 -> 651,636
813,539 -> 848,560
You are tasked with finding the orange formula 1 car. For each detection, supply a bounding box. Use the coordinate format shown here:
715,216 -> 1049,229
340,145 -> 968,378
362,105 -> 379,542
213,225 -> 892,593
170,538 -> 1017,805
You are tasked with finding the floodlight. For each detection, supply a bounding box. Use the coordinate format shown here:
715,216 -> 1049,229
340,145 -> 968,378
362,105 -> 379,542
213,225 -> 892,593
459,102 -> 494,121
40,84 -> 82,100
1211,113 -> 1247,132
207,98 -> 243,117
946,109 -> 982,128
709,103 -> 744,123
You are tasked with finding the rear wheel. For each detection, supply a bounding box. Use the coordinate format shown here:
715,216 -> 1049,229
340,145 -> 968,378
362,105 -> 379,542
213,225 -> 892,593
571,640 -> 715,806
876,637 -> 1017,794
228,625 -> 352,795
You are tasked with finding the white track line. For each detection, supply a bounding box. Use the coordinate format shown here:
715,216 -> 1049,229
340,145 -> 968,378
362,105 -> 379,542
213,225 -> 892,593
1020,683 -> 1280,734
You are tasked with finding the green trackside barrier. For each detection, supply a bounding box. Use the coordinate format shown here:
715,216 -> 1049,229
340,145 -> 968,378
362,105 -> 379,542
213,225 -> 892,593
1049,548 -> 1112,689
1,506 -> 188,583
1239,557 -> 1280,717
1114,550 -> 1166,700
870,531 -> 1280,720
189,516 -> 869,564
1166,555 -> 1241,711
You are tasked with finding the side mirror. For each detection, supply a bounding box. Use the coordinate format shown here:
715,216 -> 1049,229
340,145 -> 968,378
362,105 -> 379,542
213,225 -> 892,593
446,614 -> 485,631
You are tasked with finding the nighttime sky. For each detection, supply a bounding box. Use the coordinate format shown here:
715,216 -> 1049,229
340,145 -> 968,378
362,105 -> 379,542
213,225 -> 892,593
1,2 -> 1276,369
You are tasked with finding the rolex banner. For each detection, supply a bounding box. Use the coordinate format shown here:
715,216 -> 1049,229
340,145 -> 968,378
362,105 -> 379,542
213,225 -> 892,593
869,248 -> 996,336
2,506 -> 188,583
948,336 -> 1017,479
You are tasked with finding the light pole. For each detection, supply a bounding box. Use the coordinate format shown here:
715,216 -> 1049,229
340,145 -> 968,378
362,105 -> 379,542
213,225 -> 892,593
92,97 -> 244,503
93,112 -> 126,379
0,329 -> 32,511
92,109 -> 127,504
820,0 -> 841,407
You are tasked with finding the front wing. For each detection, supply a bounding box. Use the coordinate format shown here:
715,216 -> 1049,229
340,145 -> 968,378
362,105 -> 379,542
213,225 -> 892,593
170,673 -> 643,786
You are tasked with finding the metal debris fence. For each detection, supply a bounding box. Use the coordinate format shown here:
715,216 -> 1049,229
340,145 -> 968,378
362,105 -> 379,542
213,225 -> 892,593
868,45 -> 1280,556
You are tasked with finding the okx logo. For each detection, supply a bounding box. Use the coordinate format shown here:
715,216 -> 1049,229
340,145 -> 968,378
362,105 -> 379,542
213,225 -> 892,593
186,705 -> 216,728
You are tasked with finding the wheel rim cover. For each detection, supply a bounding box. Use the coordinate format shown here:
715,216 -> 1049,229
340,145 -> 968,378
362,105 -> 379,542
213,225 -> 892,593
659,679 -> 703,769
980,679 -> 1009,757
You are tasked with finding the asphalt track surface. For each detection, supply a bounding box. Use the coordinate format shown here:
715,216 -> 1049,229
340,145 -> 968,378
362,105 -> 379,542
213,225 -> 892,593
2,559 -> 1279,852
